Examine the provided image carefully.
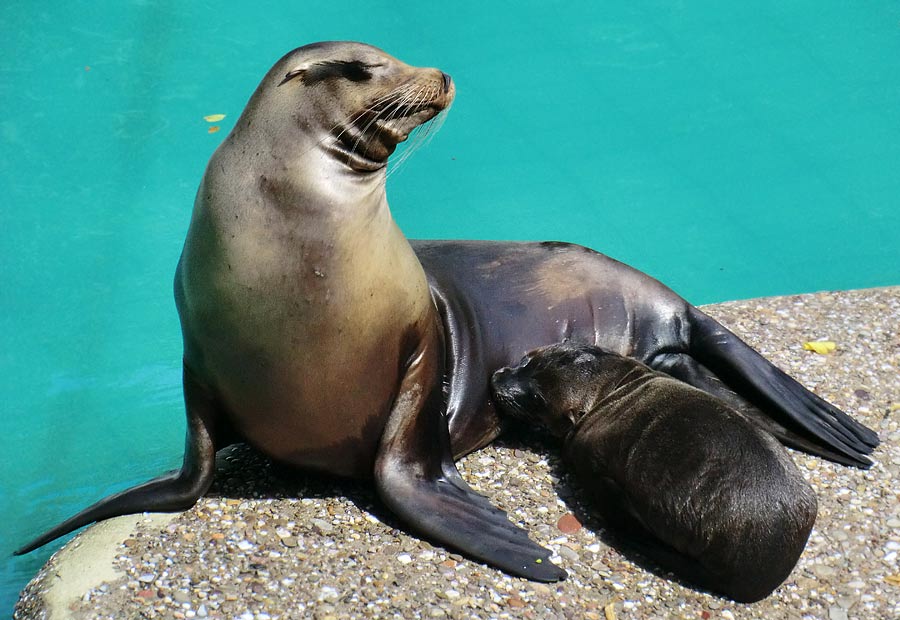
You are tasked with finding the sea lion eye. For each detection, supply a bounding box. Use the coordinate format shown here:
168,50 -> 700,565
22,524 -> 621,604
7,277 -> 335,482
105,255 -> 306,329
305,60 -> 375,84
528,391 -> 546,408
279,60 -> 380,87
334,60 -> 374,82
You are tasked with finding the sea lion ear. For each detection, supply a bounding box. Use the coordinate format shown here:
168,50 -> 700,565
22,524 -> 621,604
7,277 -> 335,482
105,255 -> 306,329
278,66 -> 308,86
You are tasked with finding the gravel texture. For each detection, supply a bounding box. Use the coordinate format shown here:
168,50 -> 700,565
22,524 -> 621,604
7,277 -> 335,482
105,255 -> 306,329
15,287 -> 900,620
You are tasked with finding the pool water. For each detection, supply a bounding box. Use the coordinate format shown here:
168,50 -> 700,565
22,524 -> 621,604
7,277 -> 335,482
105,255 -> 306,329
3,1 -> 899,613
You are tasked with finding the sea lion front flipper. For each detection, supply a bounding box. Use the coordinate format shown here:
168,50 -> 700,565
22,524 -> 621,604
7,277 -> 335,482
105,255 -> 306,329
652,353 -> 865,467
14,364 -> 221,555
374,328 -> 566,582
681,307 -> 878,467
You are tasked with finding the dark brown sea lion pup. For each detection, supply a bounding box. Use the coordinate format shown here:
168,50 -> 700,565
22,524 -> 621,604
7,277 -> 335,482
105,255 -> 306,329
16,42 -> 877,583
491,342 -> 818,602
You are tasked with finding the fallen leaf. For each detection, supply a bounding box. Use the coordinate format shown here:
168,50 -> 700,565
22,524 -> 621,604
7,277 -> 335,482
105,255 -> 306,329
557,513 -> 582,534
803,341 -> 836,354
208,126 -> 221,134
604,602 -> 617,620
507,596 -> 525,608
886,574 -> 900,586
204,114 -> 226,122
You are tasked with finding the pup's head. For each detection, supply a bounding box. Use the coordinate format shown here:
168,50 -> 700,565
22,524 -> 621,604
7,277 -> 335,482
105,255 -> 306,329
491,342 -> 617,437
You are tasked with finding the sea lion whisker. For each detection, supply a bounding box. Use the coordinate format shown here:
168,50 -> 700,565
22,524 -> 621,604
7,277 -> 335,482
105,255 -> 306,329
348,83 -> 423,162
388,86 -> 445,178
314,86 -> 415,167
384,89 -> 431,177
414,87 -> 449,148
332,91 -> 402,144
299,97 -> 392,165
327,84 -> 414,146
348,96 -> 404,161
410,107 -> 450,162
346,83 -> 420,147
389,90 -> 436,166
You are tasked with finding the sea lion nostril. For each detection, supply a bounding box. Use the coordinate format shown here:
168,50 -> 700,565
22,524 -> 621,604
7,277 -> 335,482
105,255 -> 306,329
441,72 -> 452,93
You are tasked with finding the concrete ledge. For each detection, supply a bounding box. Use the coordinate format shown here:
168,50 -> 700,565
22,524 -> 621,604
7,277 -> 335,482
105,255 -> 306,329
15,513 -> 177,620
15,287 -> 900,620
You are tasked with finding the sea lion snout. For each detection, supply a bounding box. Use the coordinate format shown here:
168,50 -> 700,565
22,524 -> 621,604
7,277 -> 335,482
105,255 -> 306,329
489,365 -> 534,419
490,360 -> 580,437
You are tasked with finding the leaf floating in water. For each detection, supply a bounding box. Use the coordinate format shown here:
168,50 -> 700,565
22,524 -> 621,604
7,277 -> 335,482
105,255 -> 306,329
204,114 -> 226,122
803,341 -> 836,354
208,126 -> 221,134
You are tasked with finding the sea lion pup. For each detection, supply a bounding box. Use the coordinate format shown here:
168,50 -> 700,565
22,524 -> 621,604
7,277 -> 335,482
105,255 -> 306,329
491,342 -> 818,602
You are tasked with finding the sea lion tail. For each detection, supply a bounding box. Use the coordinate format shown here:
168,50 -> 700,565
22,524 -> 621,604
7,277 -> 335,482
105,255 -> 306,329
684,306 -> 879,468
14,365 -> 219,556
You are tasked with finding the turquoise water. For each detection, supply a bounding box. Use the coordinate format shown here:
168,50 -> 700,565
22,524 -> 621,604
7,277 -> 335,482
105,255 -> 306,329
3,1 -> 899,613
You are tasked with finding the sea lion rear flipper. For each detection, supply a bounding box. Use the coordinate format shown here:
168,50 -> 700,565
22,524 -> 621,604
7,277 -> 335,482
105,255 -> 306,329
374,329 -> 566,582
14,364 -> 220,555
680,307 -> 878,467
652,353 -> 865,467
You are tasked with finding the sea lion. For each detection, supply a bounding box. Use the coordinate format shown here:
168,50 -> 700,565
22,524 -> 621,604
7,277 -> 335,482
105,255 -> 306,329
16,41 -> 877,581
14,41 -> 565,581
491,342 -> 818,603
413,240 -> 878,469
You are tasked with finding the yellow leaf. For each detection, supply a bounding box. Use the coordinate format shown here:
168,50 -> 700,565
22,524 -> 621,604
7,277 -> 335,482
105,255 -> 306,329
203,114 -> 226,122
604,603 -> 617,620
803,341 -> 836,354
886,574 -> 900,586
207,126 -> 221,134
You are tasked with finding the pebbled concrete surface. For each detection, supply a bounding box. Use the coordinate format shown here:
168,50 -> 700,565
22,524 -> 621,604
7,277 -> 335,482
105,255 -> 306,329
14,287 -> 900,620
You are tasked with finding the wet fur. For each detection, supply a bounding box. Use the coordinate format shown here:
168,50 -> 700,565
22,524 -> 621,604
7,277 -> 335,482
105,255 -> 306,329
492,343 -> 818,602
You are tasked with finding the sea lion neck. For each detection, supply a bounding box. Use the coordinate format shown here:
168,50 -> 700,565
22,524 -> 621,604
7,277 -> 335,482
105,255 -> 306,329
208,123 -> 389,224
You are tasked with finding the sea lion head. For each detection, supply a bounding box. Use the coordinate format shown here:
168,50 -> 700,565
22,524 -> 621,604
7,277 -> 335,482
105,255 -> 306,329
237,41 -> 454,175
491,343 -> 626,437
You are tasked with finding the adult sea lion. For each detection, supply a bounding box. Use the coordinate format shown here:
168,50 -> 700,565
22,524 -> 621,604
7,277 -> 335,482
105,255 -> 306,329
491,343 -> 818,602
16,42 -> 877,581
412,239 -> 878,469
15,41 -> 565,581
